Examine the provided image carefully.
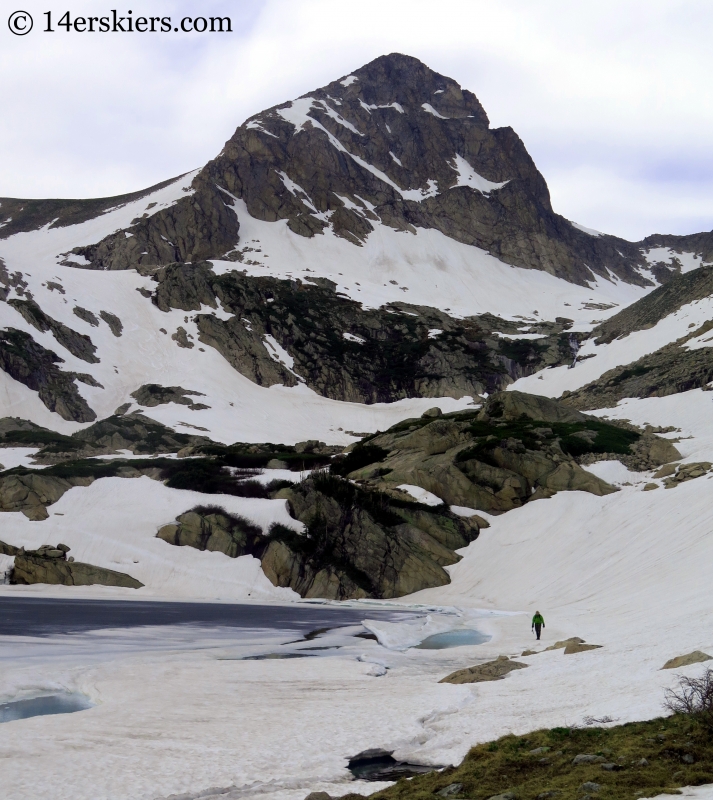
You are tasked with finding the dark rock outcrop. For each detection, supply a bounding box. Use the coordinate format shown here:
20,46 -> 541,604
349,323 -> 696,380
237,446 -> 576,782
40,412 -> 210,464
130,384 -> 209,410
0,412 -> 211,465
0,328 -> 97,422
9,543 -> 143,588
73,306 -> 99,327
149,262 -> 579,402
157,506 -> 265,559
157,480 -> 481,600
99,310 -> 123,336
8,298 -> 99,363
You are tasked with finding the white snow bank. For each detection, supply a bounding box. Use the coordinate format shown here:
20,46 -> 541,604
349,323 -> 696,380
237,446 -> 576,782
421,103 -> 448,119
396,484 -> 443,506
450,154 -> 509,195
571,221 -> 603,236
0,447 -> 43,470
211,199 -> 647,324
0,476 -> 301,601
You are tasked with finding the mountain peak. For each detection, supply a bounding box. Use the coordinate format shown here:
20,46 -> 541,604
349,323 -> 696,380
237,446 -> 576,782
331,52 -> 490,127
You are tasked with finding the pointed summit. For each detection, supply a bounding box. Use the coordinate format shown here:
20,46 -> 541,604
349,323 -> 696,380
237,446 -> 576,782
9,54 -> 653,287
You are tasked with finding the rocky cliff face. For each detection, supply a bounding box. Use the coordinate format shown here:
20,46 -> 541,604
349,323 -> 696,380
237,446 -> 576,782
157,482 -> 482,601
146,261 -> 577,402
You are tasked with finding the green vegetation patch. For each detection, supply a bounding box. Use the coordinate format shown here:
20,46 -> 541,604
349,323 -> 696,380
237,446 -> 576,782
455,416 -> 640,463
1,429 -> 81,450
352,713 -> 713,800
331,444 -> 390,476
610,365 -> 655,386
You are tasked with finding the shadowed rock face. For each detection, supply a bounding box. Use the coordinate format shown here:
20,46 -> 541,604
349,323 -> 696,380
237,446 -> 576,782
148,262 -> 579,402
0,329 -> 97,422
156,482 -> 481,600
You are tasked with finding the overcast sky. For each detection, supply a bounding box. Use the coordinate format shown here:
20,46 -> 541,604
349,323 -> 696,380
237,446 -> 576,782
1,0 -> 712,241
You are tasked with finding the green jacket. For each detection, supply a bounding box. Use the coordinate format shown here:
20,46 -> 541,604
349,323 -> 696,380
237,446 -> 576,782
532,614 -> 545,626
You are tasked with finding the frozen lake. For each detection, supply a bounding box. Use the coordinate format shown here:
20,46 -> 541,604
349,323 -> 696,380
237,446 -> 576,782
0,596 -> 413,638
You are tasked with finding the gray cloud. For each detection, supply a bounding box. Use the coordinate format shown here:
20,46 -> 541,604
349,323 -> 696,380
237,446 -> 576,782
1,0 -> 712,240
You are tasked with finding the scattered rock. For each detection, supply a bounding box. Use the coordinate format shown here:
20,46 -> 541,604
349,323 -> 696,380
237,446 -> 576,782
440,656 -> 528,684
436,783 -> 463,797
99,310 -> 123,336
522,649 -> 538,656
637,758 -> 649,766
266,459 -> 289,469
114,403 -> 132,415
601,763 -> 621,771
643,483 -> 659,491
304,793 -> 332,800
529,747 -> 550,755
579,782 -> 601,793
653,463 -> 678,478
662,650 -> 712,669
545,637 -> 585,651
572,754 -> 606,765
682,753 -> 695,764
486,793 -> 515,800
663,462 -> 712,488
564,642 -> 603,655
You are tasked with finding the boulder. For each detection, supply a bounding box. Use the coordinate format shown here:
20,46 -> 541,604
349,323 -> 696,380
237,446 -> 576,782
564,642 -> 602,654
545,637 -> 585,651
440,656 -> 528,684
572,755 -> 605,765
11,551 -> 143,589
662,650 -> 712,669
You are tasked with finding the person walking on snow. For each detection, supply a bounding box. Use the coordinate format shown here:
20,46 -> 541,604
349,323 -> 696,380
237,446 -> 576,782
532,611 -> 545,640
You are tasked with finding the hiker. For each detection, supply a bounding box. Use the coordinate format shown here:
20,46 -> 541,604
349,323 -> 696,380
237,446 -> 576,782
532,610 -> 545,640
